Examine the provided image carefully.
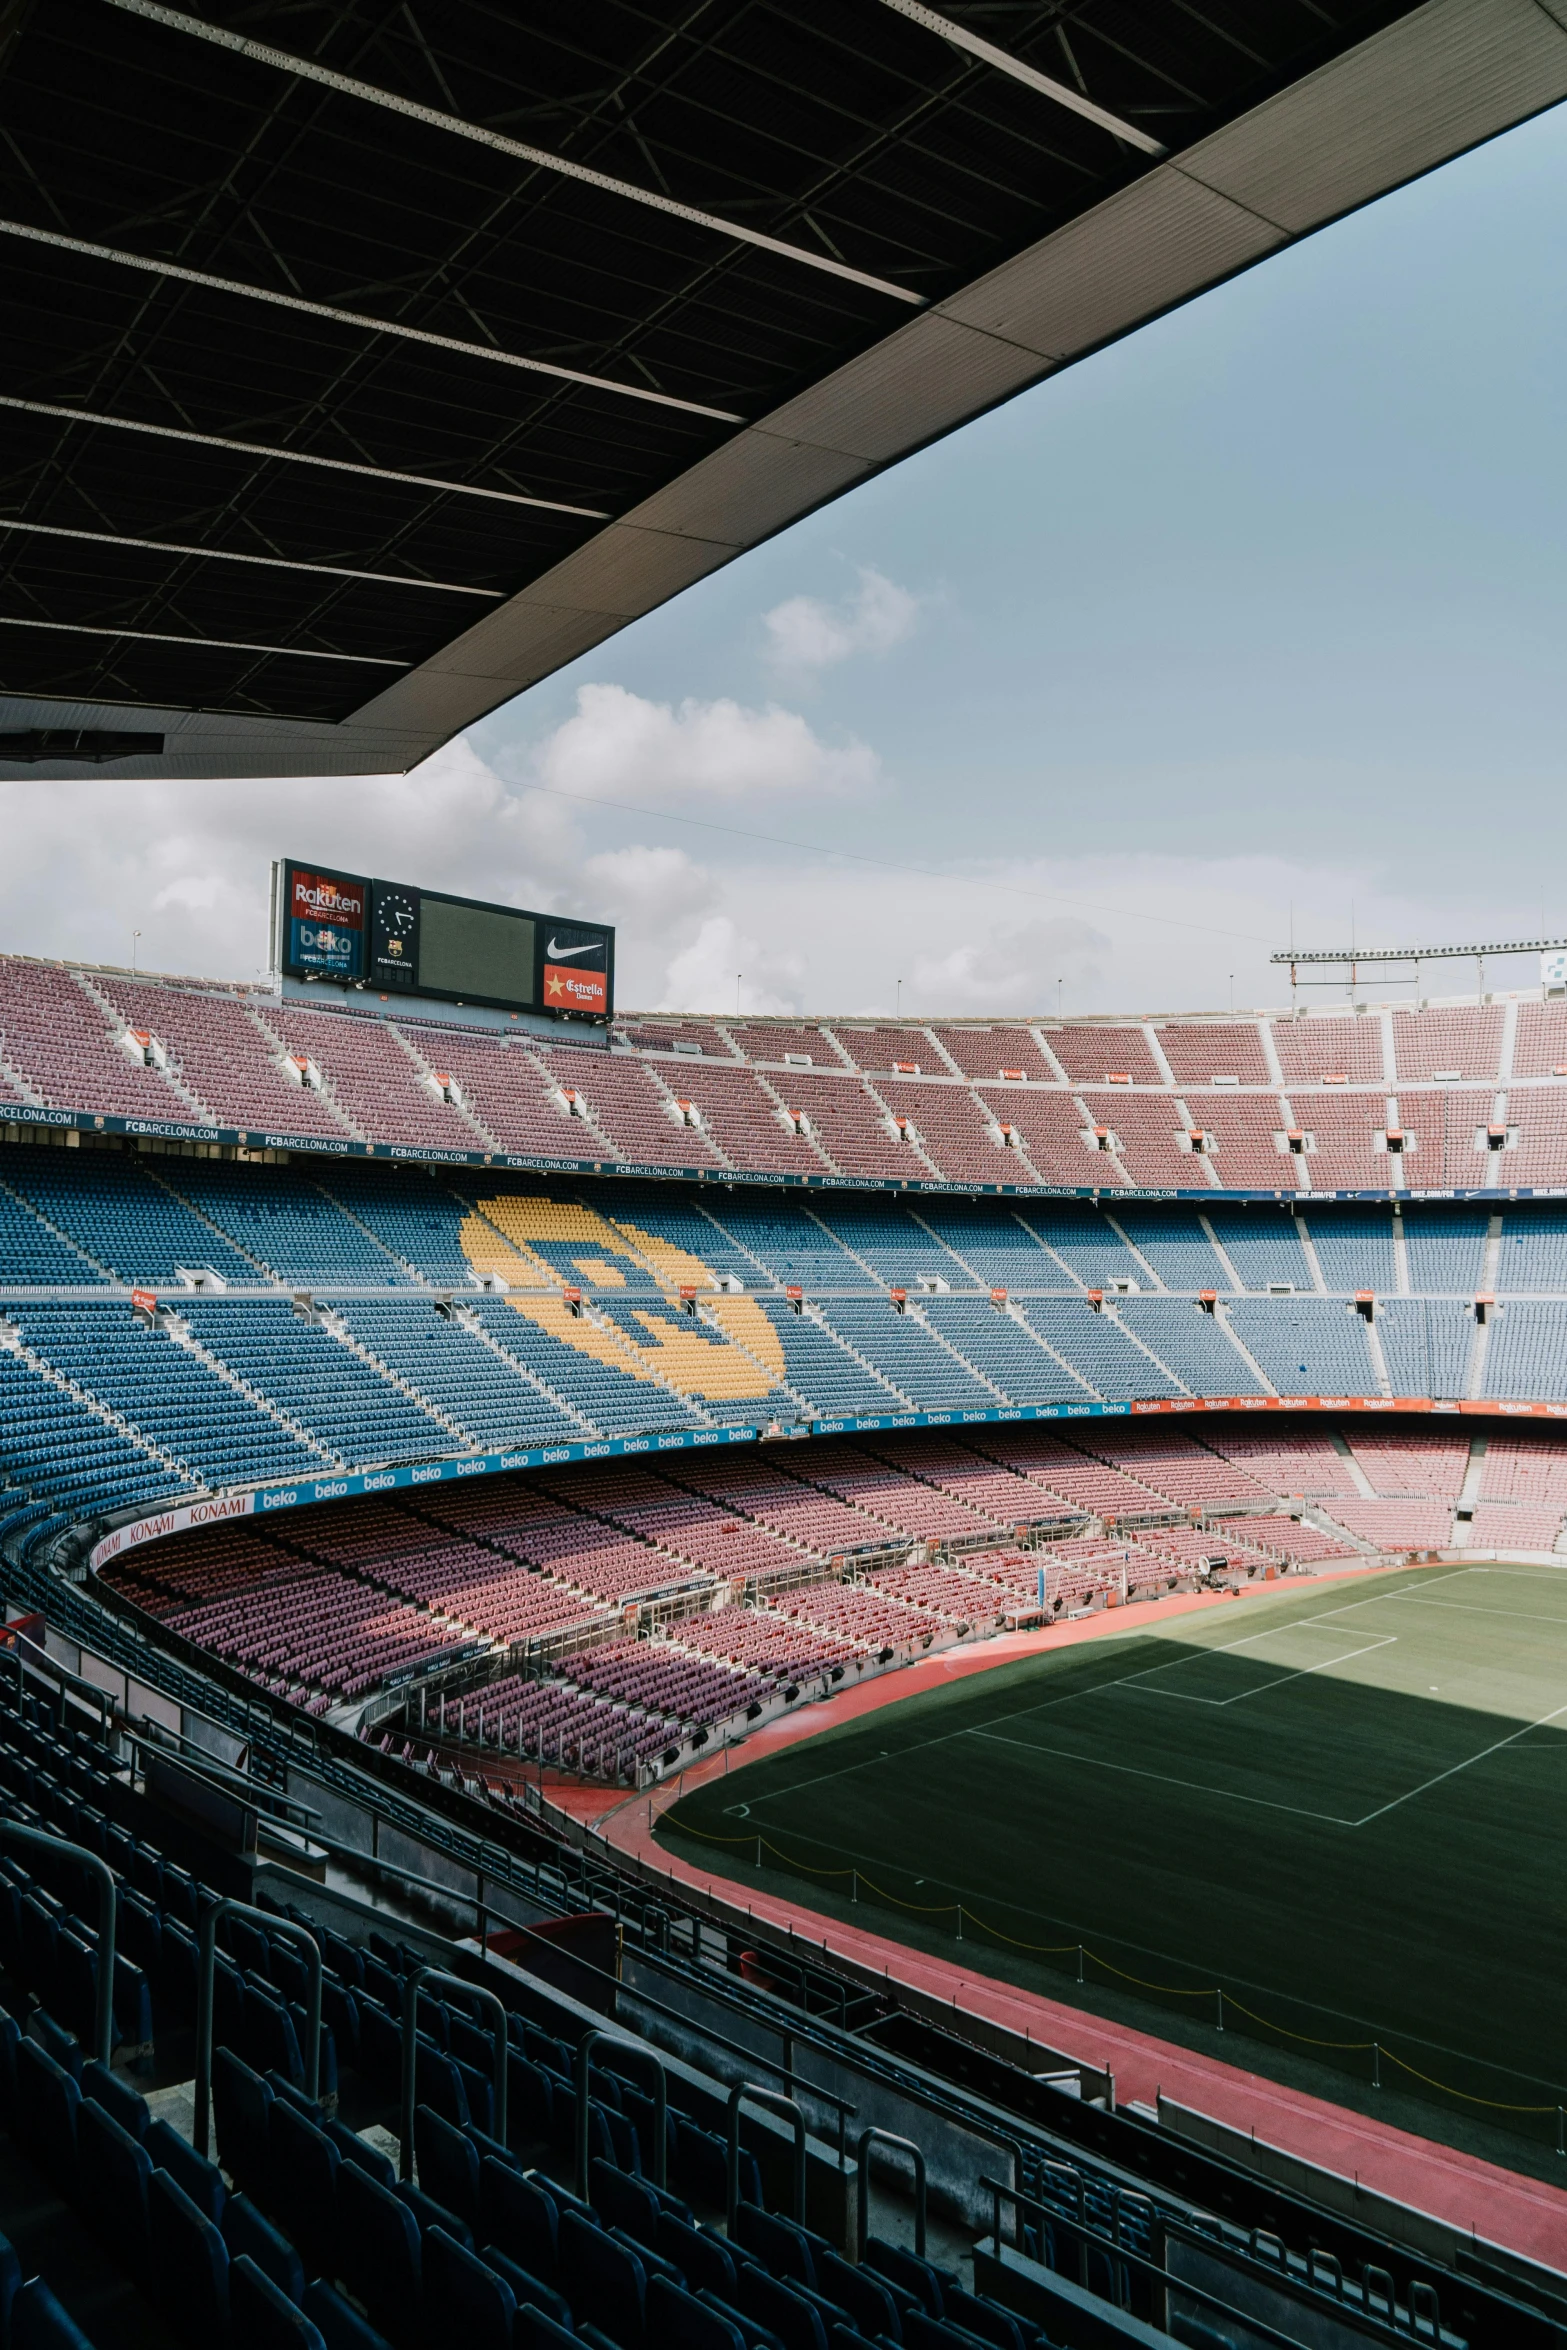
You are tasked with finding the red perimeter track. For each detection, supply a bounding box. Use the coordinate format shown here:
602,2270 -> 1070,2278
545,1576 -> 1567,2272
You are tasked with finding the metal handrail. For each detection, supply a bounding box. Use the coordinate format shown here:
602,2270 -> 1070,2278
980,2176 -> 1420,2350
195,1900 -> 322,2157
857,2126 -> 925,2257
400,1964 -> 508,2182
0,1820 -> 117,2065
575,2025 -> 670,2198
304,1831 -> 858,2121
580,2020 -> 671,2199
728,2081 -> 806,2233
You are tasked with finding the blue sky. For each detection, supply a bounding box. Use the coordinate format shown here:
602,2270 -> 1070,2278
6,97 -> 1566,1017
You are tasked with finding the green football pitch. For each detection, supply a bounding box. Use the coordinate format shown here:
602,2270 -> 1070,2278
657,1565 -> 1567,2134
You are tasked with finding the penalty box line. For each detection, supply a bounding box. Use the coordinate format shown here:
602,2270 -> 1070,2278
1109,1633 -> 1398,1708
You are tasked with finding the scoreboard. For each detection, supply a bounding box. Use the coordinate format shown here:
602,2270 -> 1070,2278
271,860 -> 613,1022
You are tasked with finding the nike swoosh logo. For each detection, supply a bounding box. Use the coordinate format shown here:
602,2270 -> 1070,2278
547,938 -> 603,960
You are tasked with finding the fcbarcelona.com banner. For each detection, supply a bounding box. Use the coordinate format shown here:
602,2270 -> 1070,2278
2,1098 -> 1553,1207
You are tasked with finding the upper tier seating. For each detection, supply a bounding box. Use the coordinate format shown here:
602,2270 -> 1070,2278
255,1005 -> 483,1154
1272,1013 -> 1386,1087
930,1025 -> 1056,1080
1189,1094 -> 1293,1187
1077,1091 -> 1196,1188
767,1070 -> 934,1181
1045,1024 -> 1160,1084
0,960 -> 191,1119
722,1022 -> 845,1066
1512,999 -> 1567,1077
1390,1005 -> 1504,1084
1294,1098 -> 1391,1190
1348,1428 -> 1472,1496
643,1061 -> 828,1174
97,978 -> 352,1139
1155,1022 -> 1273,1087
547,1048 -> 724,1169
873,1075 -> 1036,1185
978,1087 -> 1117,1183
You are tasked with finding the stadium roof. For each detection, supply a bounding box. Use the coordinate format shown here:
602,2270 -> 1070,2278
1,0 -> 1563,782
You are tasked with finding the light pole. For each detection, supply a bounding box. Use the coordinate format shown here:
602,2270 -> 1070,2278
132,930 -> 141,973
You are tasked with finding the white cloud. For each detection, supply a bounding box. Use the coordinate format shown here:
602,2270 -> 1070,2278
531,681 -> 878,802
659,916 -> 805,1017
762,566 -> 920,673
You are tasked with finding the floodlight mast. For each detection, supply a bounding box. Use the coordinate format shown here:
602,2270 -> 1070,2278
1270,936 -> 1567,1014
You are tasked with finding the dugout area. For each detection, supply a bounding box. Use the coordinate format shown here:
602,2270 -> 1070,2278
658,1565 -> 1567,2159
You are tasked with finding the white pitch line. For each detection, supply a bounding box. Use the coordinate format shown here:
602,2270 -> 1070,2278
968,1730 -> 1357,1823
1113,1635 -> 1398,1708
1351,1701 -> 1567,1827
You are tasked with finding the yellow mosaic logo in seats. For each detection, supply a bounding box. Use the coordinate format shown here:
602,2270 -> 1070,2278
461,1195 -> 785,1400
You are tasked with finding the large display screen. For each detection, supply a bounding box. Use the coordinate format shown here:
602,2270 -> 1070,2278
272,860 -> 613,1021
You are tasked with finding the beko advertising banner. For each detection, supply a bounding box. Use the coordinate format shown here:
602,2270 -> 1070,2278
272,860 -> 613,1020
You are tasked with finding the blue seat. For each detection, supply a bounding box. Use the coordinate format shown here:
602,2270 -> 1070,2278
658,2214 -> 737,2304
422,2228 -> 514,2350
816,2253 -> 901,2343
15,2039 -> 79,2193
0,2230 -> 21,2341
301,2280 -> 396,2350
478,2246 -> 573,2332
479,2159 -> 558,2280
80,2059 -> 148,2140
590,2159 -> 660,2250
232,2255 -> 326,2350
736,2270 -> 829,2350
270,2100 -> 340,2272
336,2160 -> 422,2343
326,2117 -> 395,2188
560,2208 -> 644,2347
147,2117 -> 224,2223
149,2167 -> 231,2344
413,2106 -> 480,2232
650,2275 -> 747,2350
223,2194 -> 306,2303
77,2101 -> 152,2278
213,2048 -> 275,2202
864,2243 -> 952,2320
11,2280 -> 95,2350
734,2207 -> 823,2290
944,2286 -> 1027,2350
396,2182 -> 471,2251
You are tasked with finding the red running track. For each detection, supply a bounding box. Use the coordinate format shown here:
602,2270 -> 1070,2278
550,1574 -> 1567,2272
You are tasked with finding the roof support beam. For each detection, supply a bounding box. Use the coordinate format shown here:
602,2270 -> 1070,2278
100,0 -> 926,309
0,517 -> 502,596
874,0 -> 1166,155
0,616 -> 405,664
0,218 -> 743,423
0,396 -> 607,516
